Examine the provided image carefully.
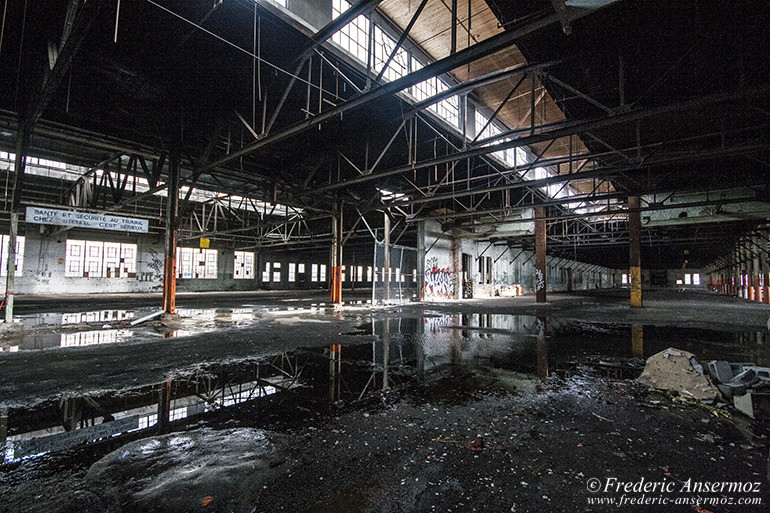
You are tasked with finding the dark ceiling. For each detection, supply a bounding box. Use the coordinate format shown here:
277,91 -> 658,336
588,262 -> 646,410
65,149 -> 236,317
0,0 -> 768,268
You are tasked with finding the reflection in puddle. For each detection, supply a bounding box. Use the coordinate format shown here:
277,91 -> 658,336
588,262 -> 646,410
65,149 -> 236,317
4,309 -> 769,468
3,357 -> 298,462
60,329 -> 133,348
61,310 -> 135,325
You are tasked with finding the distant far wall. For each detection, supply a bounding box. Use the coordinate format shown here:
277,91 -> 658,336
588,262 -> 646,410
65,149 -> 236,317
419,220 -> 618,300
666,269 -> 705,288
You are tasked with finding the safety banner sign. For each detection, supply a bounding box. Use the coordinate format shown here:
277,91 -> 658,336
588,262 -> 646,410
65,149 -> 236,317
25,206 -> 149,233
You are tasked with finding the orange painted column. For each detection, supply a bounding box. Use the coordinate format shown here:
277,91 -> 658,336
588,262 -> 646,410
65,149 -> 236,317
331,266 -> 342,303
330,202 -> 343,305
162,141 -> 181,314
762,273 -> 770,305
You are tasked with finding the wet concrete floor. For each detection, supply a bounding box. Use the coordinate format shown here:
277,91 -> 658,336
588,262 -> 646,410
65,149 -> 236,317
1,289 -> 769,511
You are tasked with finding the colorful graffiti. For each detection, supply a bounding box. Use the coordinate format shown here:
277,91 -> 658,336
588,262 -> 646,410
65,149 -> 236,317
422,257 -> 455,300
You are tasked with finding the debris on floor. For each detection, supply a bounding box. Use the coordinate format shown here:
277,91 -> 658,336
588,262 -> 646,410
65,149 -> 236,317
708,360 -> 770,419
637,347 -> 719,401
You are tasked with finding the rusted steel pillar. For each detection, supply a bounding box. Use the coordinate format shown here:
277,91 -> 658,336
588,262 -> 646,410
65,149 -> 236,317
628,196 -> 642,307
534,206 -> 546,303
330,202 -> 343,304
162,142 -> 181,314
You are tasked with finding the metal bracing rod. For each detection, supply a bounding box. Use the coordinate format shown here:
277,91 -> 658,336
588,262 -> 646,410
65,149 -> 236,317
265,56 -> 309,136
469,75 -> 526,145
370,0 -> 430,90
478,241 -> 494,258
314,85 -> 769,193
314,48 -> 362,94
199,12 -> 559,172
368,118 -> 408,174
356,207 -> 379,241
493,245 -> 511,264
542,73 -> 614,114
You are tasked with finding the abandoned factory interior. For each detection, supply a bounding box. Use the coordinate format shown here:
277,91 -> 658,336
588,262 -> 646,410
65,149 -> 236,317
1,0 -> 770,511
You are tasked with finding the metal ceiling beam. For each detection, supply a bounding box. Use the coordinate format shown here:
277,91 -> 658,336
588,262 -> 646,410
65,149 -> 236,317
199,12 -> 559,172
314,85 -> 769,192
383,143 -> 769,208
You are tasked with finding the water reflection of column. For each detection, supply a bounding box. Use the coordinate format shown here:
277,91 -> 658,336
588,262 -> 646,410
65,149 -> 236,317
157,381 -> 172,434
536,317 -> 548,378
450,314 -> 462,365
0,406 -> 7,464
329,344 -> 341,402
382,317 -> 390,390
415,314 -> 425,382
631,324 -> 644,358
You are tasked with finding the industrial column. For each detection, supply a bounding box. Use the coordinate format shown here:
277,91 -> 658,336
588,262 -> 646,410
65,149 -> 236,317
416,221 -> 426,300
330,202 -> 343,304
534,206 -> 546,303
764,229 -> 770,304
628,196 -> 642,307
162,143 -> 181,314
383,212 -> 391,304
4,133 -> 29,323
753,235 -> 761,301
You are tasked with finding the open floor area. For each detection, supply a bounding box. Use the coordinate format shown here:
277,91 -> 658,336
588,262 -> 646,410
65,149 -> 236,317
2,289 -> 770,511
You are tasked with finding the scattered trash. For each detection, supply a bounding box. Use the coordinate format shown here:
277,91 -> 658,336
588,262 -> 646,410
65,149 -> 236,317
732,391 -> 770,420
591,412 -> 614,423
637,348 -> 718,402
201,497 -> 214,507
464,436 -> 484,452
129,310 -> 164,327
708,360 -> 770,417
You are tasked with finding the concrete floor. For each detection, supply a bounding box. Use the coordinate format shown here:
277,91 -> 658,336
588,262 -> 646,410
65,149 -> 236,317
1,288 -> 769,511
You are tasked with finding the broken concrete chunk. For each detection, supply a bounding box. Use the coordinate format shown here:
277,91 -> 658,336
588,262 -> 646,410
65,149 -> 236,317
742,366 -> 770,382
732,391 -> 770,419
637,348 -> 719,402
708,360 -> 733,384
730,369 -> 760,387
716,382 -> 746,400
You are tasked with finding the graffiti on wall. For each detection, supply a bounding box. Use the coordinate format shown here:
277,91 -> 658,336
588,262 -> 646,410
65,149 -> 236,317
147,247 -> 164,282
422,257 -> 455,299
535,269 -> 545,292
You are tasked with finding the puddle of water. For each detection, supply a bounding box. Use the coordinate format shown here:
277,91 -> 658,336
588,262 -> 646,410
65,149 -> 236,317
3,309 -> 769,467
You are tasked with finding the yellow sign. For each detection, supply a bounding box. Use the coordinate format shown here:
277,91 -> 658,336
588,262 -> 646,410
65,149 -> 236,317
199,238 -> 210,249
